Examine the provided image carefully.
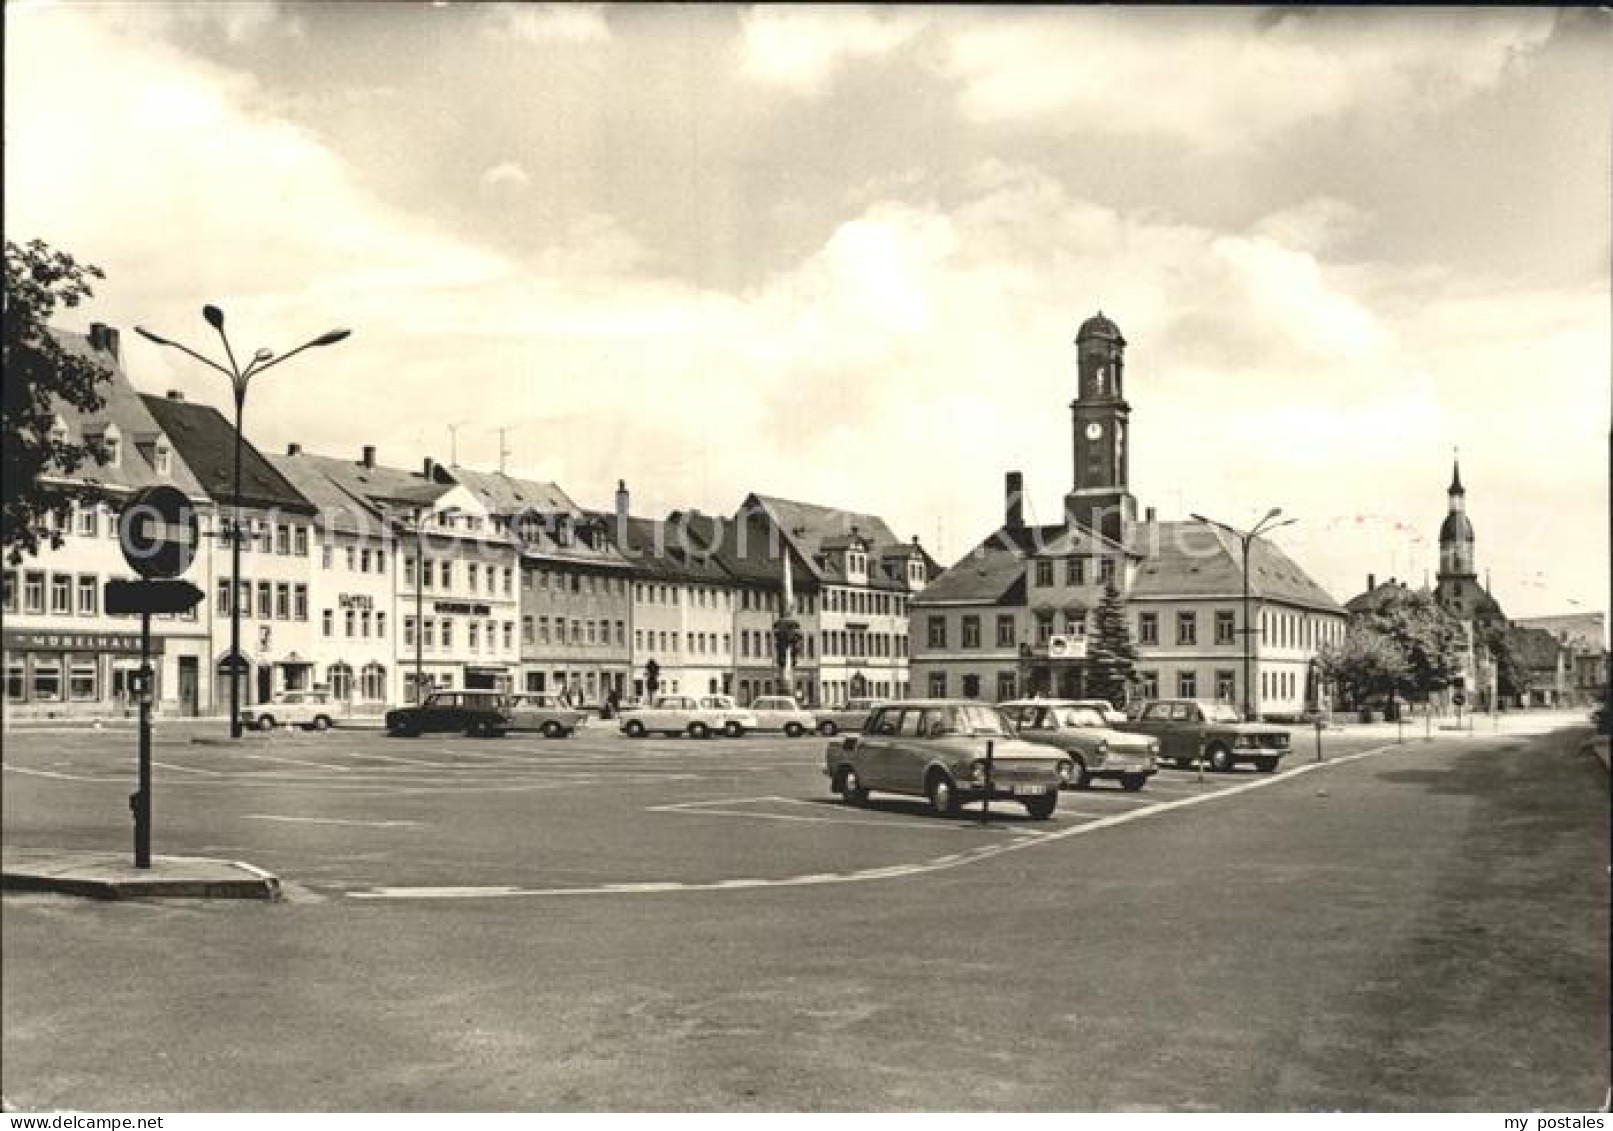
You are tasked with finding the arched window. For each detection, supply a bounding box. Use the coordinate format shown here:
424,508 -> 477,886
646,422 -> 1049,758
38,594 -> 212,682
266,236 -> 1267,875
328,662 -> 353,701
361,663 -> 386,702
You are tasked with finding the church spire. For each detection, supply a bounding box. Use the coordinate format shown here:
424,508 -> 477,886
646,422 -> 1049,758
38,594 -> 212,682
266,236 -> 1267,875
1449,450 -> 1464,496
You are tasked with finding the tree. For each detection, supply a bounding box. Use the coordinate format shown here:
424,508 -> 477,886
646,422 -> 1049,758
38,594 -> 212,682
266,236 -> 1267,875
3,239 -> 113,564
1475,620 -> 1526,704
1085,581 -> 1139,705
1317,624 -> 1408,708
772,616 -> 803,669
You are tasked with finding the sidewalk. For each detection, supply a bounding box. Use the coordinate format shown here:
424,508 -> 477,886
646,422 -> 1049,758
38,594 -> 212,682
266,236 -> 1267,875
2,846 -> 281,901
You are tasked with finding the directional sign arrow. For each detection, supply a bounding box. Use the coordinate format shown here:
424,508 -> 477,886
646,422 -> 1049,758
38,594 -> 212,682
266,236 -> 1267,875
104,578 -> 206,616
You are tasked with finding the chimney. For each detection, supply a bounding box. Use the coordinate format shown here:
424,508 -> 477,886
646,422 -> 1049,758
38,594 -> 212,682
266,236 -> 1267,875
287,442 -> 302,456
361,445 -> 376,469
88,322 -> 120,360
615,479 -> 629,526
1367,573 -> 1376,592
422,457 -> 436,480
1005,471 -> 1024,529
165,389 -> 185,401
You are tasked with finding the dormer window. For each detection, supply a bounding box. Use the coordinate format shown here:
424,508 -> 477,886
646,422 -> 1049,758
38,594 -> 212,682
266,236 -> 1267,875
154,442 -> 171,475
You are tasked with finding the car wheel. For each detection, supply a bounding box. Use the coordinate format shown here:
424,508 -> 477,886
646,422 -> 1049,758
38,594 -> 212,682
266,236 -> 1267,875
818,720 -> 839,737
723,721 -> 743,738
926,771 -> 960,817
311,715 -> 331,732
1023,793 -> 1058,820
837,766 -> 868,806
1254,756 -> 1279,774
256,716 -> 276,732
624,720 -> 646,738
689,722 -> 709,740
785,723 -> 803,738
1071,757 -> 1093,790
1120,773 -> 1147,792
465,723 -> 482,738
1207,743 -> 1235,773
541,721 -> 563,739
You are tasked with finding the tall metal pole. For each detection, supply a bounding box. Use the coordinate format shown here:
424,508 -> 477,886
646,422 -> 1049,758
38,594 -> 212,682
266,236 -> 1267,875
135,608 -> 153,867
415,515 -> 426,704
230,388 -> 245,739
1242,533 -> 1254,721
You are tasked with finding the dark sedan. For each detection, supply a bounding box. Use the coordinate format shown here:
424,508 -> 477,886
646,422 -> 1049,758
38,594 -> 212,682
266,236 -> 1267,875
1118,698 -> 1290,772
385,690 -> 512,738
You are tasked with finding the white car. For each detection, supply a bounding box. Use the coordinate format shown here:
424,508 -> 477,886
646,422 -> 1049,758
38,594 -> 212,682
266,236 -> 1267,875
698,695 -> 760,738
242,691 -> 337,732
618,694 -> 729,739
748,695 -> 817,737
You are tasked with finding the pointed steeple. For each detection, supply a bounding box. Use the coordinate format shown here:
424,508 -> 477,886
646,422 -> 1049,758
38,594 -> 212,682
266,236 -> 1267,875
1449,456 -> 1464,496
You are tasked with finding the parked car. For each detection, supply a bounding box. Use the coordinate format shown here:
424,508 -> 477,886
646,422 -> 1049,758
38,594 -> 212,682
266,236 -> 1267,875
815,697 -> 883,737
1000,699 -> 1159,790
507,693 -> 587,738
618,694 -> 729,739
823,699 -> 1072,819
698,694 -> 760,737
747,695 -> 818,737
1118,699 -> 1291,772
242,690 -> 337,732
385,690 -> 512,738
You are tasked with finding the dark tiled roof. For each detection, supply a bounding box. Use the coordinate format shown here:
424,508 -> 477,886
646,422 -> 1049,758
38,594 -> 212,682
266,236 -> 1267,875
1514,613 -> 1607,654
744,494 -> 905,584
267,453 -> 383,534
295,451 -> 453,511
914,539 -> 1025,605
141,394 -> 314,514
599,513 -> 734,584
41,330 -> 208,499
1130,521 -> 1342,612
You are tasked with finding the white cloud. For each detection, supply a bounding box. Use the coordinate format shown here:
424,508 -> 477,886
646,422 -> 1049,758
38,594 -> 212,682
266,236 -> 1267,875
942,8 -> 1555,148
739,5 -> 924,94
481,3 -> 610,45
479,161 -> 531,191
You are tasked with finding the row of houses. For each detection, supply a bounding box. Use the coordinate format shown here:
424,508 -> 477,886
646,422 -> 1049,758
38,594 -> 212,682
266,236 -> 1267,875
3,324 -> 940,719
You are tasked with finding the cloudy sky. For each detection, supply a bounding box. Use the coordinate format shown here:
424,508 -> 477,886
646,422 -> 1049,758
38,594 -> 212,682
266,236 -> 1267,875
7,3 -> 1608,618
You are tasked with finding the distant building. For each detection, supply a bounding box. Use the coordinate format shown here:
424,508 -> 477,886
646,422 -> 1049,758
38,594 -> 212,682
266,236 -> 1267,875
1514,612 -> 1606,707
911,313 -> 1345,715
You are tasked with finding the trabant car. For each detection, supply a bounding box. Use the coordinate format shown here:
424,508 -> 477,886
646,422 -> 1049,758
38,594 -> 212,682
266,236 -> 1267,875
1000,699 -> 1159,790
618,694 -> 728,739
507,693 -> 588,738
385,690 -> 512,738
242,691 -> 337,732
815,697 -> 884,737
698,694 -> 760,737
823,700 -> 1072,819
1118,698 -> 1291,772
747,695 -> 818,737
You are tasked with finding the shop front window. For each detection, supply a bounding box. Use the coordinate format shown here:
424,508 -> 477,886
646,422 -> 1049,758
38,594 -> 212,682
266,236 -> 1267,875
33,660 -> 62,701
70,661 -> 98,701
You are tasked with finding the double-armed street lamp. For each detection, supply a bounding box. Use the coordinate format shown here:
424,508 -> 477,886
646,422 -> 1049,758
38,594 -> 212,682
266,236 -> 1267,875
1190,508 -> 1298,722
136,308 -> 350,738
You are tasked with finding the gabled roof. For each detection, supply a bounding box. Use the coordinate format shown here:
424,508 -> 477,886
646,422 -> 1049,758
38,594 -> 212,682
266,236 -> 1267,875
914,537 -> 1026,606
1514,613 -> 1607,654
140,394 -> 314,513
444,467 -> 576,515
267,452 -> 384,534
292,452 -> 454,512
41,330 -> 208,499
740,493 -> 918,590
1129,521 -> 1342,612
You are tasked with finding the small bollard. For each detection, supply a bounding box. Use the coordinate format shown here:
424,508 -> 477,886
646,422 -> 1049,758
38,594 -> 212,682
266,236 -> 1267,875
1314,717 -> 1324,763
979,739 -> 995,825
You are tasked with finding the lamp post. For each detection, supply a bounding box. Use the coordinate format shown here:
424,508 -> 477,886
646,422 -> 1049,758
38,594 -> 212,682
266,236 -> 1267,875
1190,508 -> 1298,721
410,505 -> 460,705
136,309 -> 349,738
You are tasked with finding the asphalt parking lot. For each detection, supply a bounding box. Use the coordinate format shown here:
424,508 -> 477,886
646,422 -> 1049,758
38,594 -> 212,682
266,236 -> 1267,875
4,721 -> 1381,898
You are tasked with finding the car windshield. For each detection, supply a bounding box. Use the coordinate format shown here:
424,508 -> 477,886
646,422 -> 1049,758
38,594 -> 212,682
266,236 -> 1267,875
944,705 -> 1011,736
1204,703 -> 1243,723
1056,707 -> 1108,728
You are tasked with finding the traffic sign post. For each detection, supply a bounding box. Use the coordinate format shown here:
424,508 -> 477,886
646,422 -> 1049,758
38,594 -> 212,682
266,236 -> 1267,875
114,489 -> 204,869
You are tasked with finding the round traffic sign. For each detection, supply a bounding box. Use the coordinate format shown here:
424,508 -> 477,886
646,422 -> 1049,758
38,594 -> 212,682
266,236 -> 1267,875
1453,691 -> 1467,707
118,485 -> 200,579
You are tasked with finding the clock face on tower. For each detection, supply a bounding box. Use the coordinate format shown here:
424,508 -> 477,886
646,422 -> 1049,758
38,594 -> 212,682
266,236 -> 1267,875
1085,421 -> 1103,440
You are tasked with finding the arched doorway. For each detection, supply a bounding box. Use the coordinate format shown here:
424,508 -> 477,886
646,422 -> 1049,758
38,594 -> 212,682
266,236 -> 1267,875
361,662 -> 386,703
216,654 -> 251,713
328,662 -> 354,703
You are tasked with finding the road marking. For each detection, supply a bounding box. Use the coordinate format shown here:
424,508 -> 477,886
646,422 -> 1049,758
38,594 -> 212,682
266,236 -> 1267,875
350,742 -> 1403,901
242,814 -> 424,829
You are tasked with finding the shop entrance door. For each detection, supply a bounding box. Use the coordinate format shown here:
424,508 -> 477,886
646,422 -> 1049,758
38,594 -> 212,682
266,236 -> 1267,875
177,657 -> 199,717
256,665 -> 272,705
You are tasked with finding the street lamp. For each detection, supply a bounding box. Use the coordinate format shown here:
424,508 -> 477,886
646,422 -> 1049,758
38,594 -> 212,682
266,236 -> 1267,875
410,505 -> 461,705
136,309 -> 349,738
1190,508 -> 1298,721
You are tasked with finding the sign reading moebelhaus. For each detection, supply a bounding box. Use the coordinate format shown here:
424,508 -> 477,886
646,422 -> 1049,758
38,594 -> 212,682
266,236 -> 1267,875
433,600 -> 492,616
117,485 -> 200,579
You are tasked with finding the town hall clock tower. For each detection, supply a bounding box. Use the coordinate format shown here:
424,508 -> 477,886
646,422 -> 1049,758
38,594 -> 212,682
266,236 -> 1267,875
1065,311 -> 1137,546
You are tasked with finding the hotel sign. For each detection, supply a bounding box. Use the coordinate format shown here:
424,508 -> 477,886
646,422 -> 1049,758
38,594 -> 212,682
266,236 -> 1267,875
339,593 -> 375,610
2,628 -> 164,655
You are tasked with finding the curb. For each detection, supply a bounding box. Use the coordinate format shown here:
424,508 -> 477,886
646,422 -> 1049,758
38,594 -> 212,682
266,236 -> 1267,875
2,853 -> 282,901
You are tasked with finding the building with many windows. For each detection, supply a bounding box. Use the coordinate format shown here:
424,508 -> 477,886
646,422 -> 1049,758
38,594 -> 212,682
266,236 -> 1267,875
4,326 -> 213,719
910,313 -> 1345,714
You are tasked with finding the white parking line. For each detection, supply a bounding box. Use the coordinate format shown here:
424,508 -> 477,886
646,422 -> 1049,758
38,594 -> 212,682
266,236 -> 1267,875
243,814 -> 425,829
350,742 -> 1402,901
